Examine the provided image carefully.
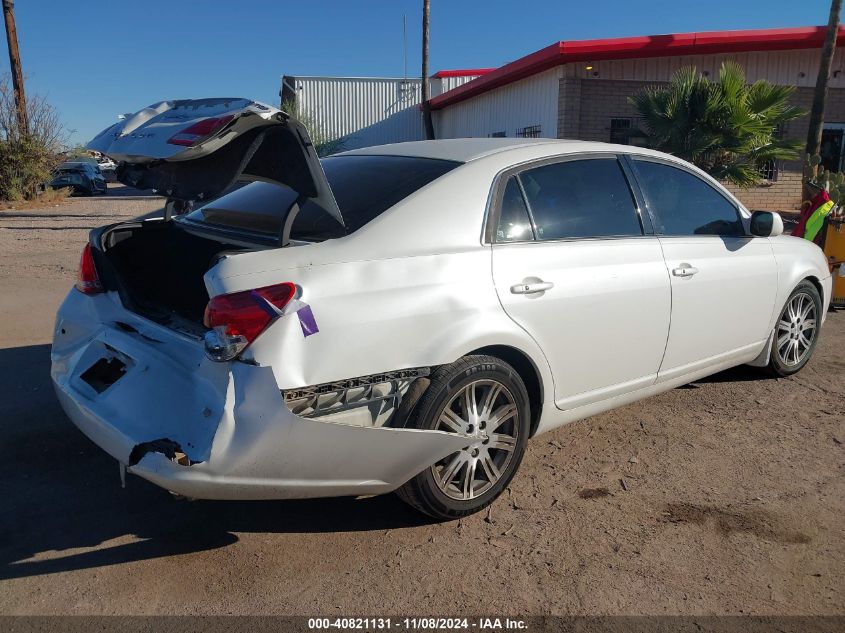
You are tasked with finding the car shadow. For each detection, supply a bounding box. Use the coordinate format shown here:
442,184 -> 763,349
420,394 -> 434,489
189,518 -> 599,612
0,344 -> 432,581
693,364 -> 777,384
0,226 -> 101,231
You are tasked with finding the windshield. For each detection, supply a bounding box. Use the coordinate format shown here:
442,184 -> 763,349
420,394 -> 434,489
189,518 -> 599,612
181,155 -> 461,241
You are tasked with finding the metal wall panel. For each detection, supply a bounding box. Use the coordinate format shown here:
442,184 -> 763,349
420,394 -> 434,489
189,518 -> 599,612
285,74 -> 486,151
434,67 -> 563,139
434,75 -> 484,95
290,76 -> 423,150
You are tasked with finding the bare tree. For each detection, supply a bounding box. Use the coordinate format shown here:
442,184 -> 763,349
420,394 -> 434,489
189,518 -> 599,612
805,0 -> 842,187
0,74 -> 66,151
421,0 -> 435,140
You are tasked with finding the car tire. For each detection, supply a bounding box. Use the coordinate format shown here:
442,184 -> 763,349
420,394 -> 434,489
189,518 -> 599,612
767,280 -> 822,377
396,354 -> 531,520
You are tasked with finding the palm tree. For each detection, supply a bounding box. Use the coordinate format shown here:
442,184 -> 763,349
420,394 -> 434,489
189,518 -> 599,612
804,0 -> 841,196
629,61 -> 805,185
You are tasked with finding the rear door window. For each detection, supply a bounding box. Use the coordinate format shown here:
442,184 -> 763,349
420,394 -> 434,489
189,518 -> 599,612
632,159 -> 744,236
517,158 -> 642,240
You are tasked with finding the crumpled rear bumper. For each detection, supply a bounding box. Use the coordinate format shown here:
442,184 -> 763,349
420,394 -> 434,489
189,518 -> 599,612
51,290 -> 468,500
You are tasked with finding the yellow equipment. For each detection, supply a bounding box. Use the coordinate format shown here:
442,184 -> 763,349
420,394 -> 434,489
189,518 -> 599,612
824,218 -> 845,309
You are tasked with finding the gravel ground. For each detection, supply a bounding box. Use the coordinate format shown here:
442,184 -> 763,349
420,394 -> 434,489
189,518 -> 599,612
0,191 -> 842,616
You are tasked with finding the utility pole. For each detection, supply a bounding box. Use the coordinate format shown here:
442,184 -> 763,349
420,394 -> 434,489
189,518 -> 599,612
805,0 -> 841,190
421,0 -> 435,140
2,0 -> 27,137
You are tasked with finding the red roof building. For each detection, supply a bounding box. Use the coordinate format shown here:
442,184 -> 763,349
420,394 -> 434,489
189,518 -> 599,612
284,26 -> 844,211
429,26 -> 845,212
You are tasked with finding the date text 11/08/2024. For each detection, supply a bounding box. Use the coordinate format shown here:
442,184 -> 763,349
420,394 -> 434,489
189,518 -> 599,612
307,618 -> 528,630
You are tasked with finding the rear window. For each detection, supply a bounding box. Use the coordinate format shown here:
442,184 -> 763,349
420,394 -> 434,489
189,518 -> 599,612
181,155 -> 461,241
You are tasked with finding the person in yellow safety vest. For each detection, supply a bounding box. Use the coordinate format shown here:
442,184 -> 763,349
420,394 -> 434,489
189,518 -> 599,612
793,188 -> 835,244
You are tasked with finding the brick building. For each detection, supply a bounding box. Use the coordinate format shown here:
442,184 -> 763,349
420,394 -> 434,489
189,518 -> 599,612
285,26 -> 845,212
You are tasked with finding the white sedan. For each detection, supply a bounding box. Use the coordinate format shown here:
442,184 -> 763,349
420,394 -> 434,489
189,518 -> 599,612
52,99 -> 832,519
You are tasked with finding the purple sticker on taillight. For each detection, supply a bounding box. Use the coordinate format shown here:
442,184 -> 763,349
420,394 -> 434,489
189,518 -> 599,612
297,305 -> 319,337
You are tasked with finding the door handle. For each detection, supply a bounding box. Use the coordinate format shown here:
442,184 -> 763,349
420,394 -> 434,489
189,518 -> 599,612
510,281 -> 554,294
672,263 -> 699,278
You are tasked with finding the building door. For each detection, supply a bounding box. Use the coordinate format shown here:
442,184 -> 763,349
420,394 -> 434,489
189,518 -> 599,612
820,124 -> 845,173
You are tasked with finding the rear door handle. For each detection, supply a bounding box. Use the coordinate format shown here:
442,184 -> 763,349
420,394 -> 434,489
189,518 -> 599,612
672,263 -> 699,278
510,281 -> 554,294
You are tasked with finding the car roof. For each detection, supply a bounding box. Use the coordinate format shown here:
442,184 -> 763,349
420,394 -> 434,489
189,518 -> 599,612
338,138 -> 564,162
337,138 -> 665,163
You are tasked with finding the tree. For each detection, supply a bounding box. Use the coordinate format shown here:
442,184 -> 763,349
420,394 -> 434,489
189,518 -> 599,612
421,0 -> 435,140
0,75 -> 65,151
280,98 -> 346,157
630,61 -> 806,186
0,74 -> 68,200
804,0 -> 841,192
1,2 -> 69,201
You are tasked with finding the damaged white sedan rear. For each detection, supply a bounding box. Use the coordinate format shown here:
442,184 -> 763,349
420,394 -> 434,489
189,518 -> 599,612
52,98 -> 832,519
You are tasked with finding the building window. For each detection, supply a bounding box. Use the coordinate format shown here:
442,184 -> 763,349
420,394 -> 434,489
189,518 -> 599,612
515,125 -> 541,138
609,117 -> 647,146
489,131 -> 506,138
759,124 -> 786,181
758,160 -> 779,182
610,118 -> 632,144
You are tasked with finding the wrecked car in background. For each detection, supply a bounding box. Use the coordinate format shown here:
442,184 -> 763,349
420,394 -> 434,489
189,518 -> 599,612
50,161 -> 108,196
52,98 -> 832,519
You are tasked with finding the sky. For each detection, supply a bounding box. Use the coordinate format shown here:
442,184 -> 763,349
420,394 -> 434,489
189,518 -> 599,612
1,0 -> 837,145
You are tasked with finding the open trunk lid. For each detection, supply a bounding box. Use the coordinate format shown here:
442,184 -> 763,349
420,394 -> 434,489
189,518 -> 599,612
87,98 -> 343,227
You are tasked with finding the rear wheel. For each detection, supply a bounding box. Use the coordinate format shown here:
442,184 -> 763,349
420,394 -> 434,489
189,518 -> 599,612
396,355 -> 530,520
767,281 -> 822,377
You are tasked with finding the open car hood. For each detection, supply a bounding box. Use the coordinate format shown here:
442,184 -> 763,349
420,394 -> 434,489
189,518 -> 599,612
87,98 -> 343,226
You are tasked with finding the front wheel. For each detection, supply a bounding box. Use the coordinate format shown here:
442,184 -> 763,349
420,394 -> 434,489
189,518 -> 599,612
768,280 -> 822,377
396,355 -> 531,520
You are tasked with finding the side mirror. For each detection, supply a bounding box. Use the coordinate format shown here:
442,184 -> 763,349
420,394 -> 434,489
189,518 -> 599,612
750,211 -> 784,237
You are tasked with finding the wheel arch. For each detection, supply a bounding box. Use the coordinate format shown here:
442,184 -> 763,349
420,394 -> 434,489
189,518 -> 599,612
803,274 -> 825,306
769,236 -> 831,323
465,344 -> 545,437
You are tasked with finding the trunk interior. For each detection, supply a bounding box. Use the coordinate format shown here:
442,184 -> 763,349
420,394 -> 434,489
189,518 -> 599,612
99,221 -> 251,330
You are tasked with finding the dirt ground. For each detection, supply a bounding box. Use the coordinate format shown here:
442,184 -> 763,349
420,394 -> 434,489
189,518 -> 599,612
0,189 -> 842,616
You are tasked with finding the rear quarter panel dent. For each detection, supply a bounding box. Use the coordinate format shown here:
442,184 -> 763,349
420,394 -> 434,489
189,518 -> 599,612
236,250 -> 554,404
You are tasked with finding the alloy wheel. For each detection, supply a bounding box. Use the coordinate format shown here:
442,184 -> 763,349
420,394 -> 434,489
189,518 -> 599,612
776,291 -> 817,367
430,379 -> 520,501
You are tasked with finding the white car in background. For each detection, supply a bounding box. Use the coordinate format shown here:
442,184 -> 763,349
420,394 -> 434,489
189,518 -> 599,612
97,157 -> 117,171
51,98 -> 832,519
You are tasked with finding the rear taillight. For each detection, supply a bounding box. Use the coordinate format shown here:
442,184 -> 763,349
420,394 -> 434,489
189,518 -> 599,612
167,115 -> 235,147
202,282 -> 296,361
75,243 -> 103,295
